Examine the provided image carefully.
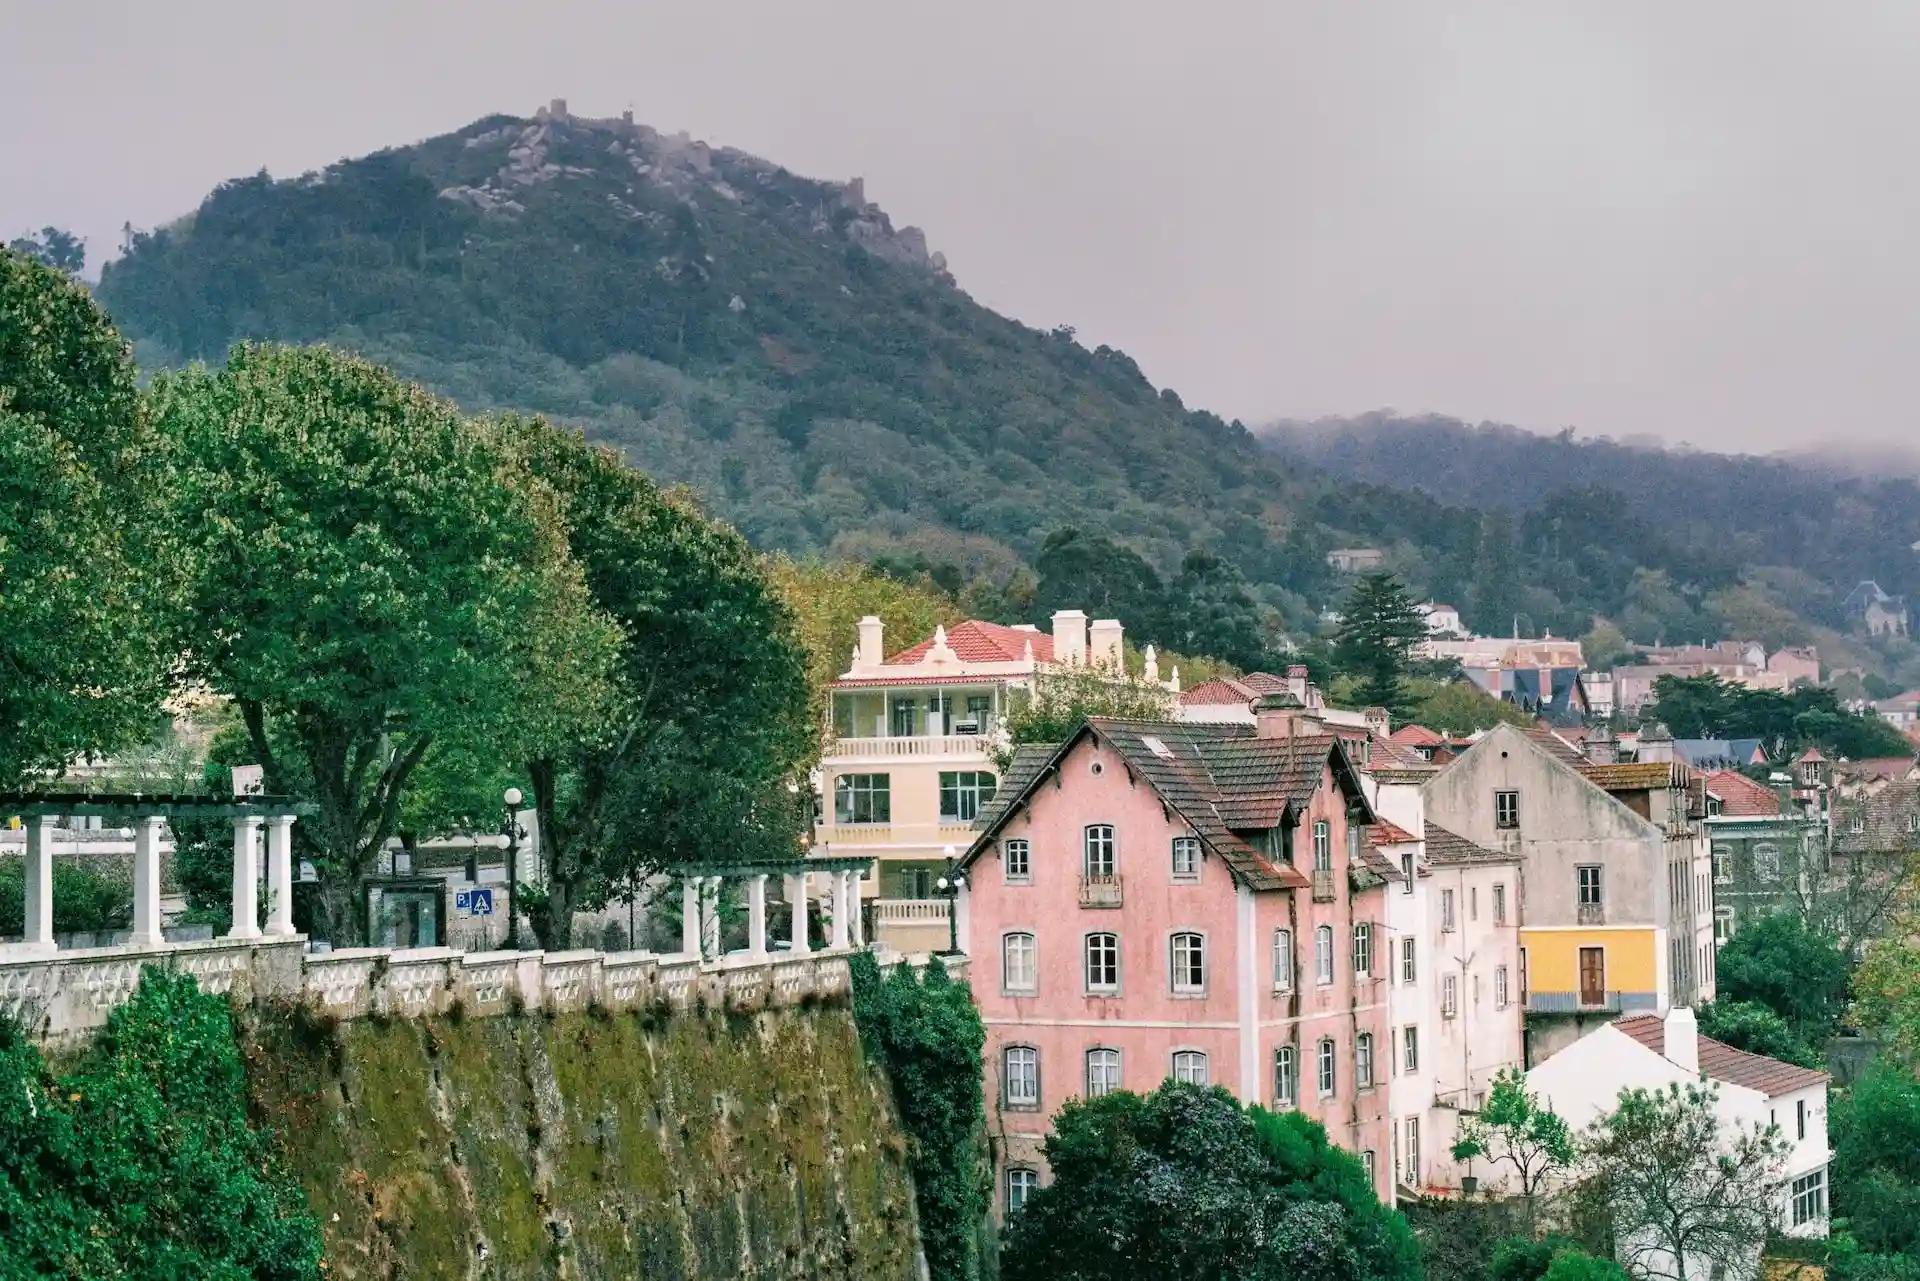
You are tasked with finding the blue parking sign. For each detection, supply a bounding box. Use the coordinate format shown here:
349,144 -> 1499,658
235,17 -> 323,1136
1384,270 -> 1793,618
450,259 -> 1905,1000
456,889 -> 494,916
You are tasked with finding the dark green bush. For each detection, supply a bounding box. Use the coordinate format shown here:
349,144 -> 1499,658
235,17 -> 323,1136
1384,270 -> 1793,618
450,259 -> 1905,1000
0,855 -> 132,937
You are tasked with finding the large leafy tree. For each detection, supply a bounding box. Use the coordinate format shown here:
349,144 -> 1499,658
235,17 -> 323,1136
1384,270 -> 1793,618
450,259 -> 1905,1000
6,227 -> 85,277
151,345 -> 617,944
1694,1000 -> 1821,1069
1033,526 -> 1168,639
1002,1081 -> 1419,1281
1644,672 -> 1911,759
1332,572 -> 1428,719
1715,911 -> 1851,1048
1,248 -> 180,786
1451,1067 -> 1577,1223
1583,1083 -> 1788,1281
1829,1063 -> 1920,1258
1161,548 -> 1275,672
504,419 -> 813,948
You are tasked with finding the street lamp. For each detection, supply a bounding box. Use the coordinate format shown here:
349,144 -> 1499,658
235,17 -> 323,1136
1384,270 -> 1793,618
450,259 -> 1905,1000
935,845 -> 966,956
503,786 -> 524,949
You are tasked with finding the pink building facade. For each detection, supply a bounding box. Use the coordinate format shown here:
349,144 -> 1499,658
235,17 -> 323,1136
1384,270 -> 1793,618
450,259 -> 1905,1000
958,703 -> 1400,1214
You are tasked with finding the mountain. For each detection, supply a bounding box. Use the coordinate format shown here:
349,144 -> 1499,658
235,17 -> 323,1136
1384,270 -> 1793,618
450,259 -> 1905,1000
95,101 -> 1374,612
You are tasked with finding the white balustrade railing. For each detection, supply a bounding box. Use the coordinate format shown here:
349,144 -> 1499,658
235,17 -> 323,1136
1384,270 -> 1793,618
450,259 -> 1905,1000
874,898 -> 952,924
824,735 -> 994,762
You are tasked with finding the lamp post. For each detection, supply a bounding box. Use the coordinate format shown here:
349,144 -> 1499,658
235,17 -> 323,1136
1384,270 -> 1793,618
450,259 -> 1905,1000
935,846 -> 966,956
503,786 -> 524,949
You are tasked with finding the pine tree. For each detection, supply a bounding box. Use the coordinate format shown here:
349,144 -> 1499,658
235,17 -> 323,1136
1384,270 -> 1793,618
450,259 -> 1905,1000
1332,573 -> 1427,718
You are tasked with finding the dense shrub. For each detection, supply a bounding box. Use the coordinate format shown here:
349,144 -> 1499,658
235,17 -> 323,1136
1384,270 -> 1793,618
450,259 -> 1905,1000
0,855 -> 132,937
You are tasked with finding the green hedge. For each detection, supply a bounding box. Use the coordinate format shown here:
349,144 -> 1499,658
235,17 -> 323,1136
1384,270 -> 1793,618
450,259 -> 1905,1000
0,855 -> 131,937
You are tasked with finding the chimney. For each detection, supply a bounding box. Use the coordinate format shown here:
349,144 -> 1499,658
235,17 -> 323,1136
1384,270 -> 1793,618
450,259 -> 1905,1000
928,623 -> 957,666
1254,691 -> 1323,740
1052,610 -> 1088,666
1143,645 -> 1161,684
1640,723 -> 1675,764
1586,727 -> 1618,766
1364,707 -> 1391,738
1286,664 -> 1310,706
1665,1006 -> 1700,1076
1088,619 -> 1124,670
856,616 -> 885,670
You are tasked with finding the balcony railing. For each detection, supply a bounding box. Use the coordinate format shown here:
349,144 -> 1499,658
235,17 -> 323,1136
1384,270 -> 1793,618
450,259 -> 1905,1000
1079,874 -> 1124,908
874,899 -> 951,925
1312,869 -> 1337,903
1523,989 -> 1660,1015
1576,902 -> 1605,926
825,735 -> 994,762
814,821 -> 982,849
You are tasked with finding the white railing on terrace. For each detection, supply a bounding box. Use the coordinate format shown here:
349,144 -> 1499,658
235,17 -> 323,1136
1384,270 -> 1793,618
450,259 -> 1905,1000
816,821 -> 981,847
874,899 -> 951,924
825,735 -> 995,761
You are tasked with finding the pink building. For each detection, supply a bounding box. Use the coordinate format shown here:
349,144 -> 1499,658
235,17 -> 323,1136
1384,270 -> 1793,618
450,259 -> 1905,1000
957,697 -> 1401,1214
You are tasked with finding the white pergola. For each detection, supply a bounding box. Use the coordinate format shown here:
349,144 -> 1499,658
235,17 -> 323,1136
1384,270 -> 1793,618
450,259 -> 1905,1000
672,856 -> 872,961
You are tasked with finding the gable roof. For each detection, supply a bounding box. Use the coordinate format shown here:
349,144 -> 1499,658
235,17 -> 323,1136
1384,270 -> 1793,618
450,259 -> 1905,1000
963,717 -> 1377,892
1424,823 -> 1518,866
1526,725 -> 1587,765
1390,724 -> 1445,747
1838,756 -> 1918,782
1613,1015 -> 1828,1098
1703,770 -> 1781,817
1180,677 -> 1261,706
885,619 -> 1055,666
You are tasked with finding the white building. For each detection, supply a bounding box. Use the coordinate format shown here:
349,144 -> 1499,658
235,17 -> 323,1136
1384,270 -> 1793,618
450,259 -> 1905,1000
1421,602 -> 1467,638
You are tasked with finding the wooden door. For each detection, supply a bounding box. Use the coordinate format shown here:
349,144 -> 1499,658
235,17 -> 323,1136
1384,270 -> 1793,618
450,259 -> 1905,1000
1578,947 -> 1605,1006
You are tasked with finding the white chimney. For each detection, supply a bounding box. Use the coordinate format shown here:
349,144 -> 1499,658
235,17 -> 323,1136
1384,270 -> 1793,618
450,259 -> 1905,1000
928,623 -> 957,665
1665,1006 -> 1699,1076
1143,645 -> 1161,684
1286,664 -> 1310,706
1052,610 -> 1088,665
856,616 -> 885,670
1088,619 -> 1124,670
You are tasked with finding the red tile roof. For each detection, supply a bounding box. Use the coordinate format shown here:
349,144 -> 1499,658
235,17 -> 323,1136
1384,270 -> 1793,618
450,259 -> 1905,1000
1839,756 -> 1917,781
1613,1015 -> 1828,1098
1798,747 -> 1827,763
1390,724 -> 1445,747
1704,770 -> 1781,817
1180,678 -> 1260,706
885,620 -> 1053,666
1368,819 -> 1418,845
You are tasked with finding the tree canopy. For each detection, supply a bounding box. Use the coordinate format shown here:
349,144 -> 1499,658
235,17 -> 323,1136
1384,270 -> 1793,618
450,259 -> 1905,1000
1694,1000 -> 1822,1069
1451,1067 -> 1577,1212
1643,673 -> 1911,760
1714,911 -> 1852,1048
1332,573 -> 1428,719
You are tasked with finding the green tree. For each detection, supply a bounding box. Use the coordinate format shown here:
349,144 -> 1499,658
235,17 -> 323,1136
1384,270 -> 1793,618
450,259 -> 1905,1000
1694,1000 -> 1821,1069
1451,1067 -> 1577,1221
0,968 -> 323,1278
1410,677 -> 1533,735
505,419 -> 813,948
995,664 -> 1175,766
0,857 -> 132,936
1540,1252 -> 1630,1281
1583,1082 -> 1789,1281
1715,911 -> 1851,1048
6,227 -> 85,276
1033,526 -> 1167,639
151,345 -> 619,945
1162,549 -> 1274,671
1,248 -> 179,786
1469,510 -> 1520,638
1332,573 -> 1429,720
1577,621 -> 1635,673
1001,1081 -> 1419,1281
1829,1063 -> 1920,1256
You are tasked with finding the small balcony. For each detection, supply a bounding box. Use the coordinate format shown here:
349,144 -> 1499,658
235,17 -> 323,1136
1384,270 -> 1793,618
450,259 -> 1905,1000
1312,869 -> 1337,903
1079,874 -> 1124,909
1577,902 -> 1605,926
874,898 -> 951,926
824,734 -> 995,765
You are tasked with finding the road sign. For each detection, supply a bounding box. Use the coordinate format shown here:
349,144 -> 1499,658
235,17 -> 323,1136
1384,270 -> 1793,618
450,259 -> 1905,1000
456,888 -> 495,917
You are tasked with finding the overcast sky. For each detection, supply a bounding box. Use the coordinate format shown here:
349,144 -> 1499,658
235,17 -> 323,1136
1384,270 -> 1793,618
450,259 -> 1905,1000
5,1 -> 1917,451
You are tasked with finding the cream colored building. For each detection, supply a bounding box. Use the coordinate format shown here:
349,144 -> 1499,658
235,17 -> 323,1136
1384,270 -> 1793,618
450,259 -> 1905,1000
815,609 -> 1171,951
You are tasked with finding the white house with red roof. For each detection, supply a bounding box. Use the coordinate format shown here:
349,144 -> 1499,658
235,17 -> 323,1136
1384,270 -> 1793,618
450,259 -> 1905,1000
817,609 -> 1172,950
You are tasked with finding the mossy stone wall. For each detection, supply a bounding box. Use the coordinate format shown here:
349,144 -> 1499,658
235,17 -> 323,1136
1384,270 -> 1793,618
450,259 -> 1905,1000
240,1000 -> 920,1280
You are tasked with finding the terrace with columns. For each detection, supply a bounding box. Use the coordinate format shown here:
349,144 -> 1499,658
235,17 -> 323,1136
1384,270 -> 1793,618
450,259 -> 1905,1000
0,789 -> 917,1043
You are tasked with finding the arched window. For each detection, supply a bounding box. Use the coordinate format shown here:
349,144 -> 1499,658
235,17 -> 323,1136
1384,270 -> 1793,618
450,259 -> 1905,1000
1754,843 -> 1782,882
1171,1050 -> 1210,1086
1317,1036 -> 1336,1097
1002,932 -> 1036,993
1084,932 -> 1120,993
1006,1166 -> 1039,1213
1003,1045 -> 1040,1108
1086,1048 -> 1121,1097
1315,925 -> 1334,985
1170,932 -> 1206,993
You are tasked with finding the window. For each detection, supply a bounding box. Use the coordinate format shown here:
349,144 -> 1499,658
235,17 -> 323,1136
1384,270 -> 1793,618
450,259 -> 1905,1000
1317,1037 -> 1336,1097
1754,843 -> 1781,882
1355,1032 -> 1375,1089
1441,974 -> 1458,1019
1003,1046 -> 1039,1108
1313,820 -> 1332,871
939,771 -> 997,821
1495,965 -> 1509,1009
1272,929 -> 1294,990
1850,814 -> 1866,836
1086,1048 -> 1121,1098
1274,1045 -> 1296,1105
1493,883 -> 1507,926
1712,845 -> 1731,884
1002,932 -> 1037,993
1171,837 -> 1202,881
1441,888 -> 1457,932
1085,933 -> 1120,993
1315,925 -> 1334,985
1797,1099 -> 1807,1140
1003,838 -> 1031,883
1405,1118 -> 1421,1182
1579,946 -> 1606,1006
1707,794 -> 1724,817
889,696 -> 917,737
1792,1169 -> 1827,1226
1362,1150 -> 1376,1186
1578,865 -> 1603,908
1402,1025 -> 1419,1073
1352,923 -> 1374,977
1401,937 -> 1417,985
1401,848 -> 1416,893
1470,886 -> 1479,921
1170,932 -> 1207,994
1006,1166 -> 1038,1213
833,773 -> 891,824
1084,825 -> 1116,878
1494,790 -> 1520,829
1172,1050 -> 1210,1086
1715,907 -> 1734,943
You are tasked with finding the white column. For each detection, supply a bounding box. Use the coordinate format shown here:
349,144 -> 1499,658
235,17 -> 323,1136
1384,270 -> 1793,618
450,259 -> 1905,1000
22,816 -> 56,952
228,816 -> 263,940
850,870 -> 865,946
830,871 -> 851,950
1236,883 -> 1259,1102
954,881 -> 972,956
681,876 -> 701,957
264,815 -> 297,937
702,876 -> 723,959
787,874 -> 811,955
130,815 -> 166,948
747,874 -> 769,957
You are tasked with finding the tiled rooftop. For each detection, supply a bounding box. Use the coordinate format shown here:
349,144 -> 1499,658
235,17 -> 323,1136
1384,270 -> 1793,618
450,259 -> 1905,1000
1613,1014 -> 1828,1098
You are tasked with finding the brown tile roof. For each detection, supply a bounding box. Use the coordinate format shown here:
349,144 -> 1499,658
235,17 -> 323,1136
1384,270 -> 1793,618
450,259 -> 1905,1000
1838,756 -> 1918,782
885,619 -> 1053,665
1577,761 -> 1691,792
1614,1015 -> 1828,1098
1527,726 -> 1587,764
1423,823 -> 1518,866
1390,724 -> 1445,747
1704,770 -> 1781,817
964,717 -> 1377,893
1368,819 -> 1418,845
1831,779 -> 1920,854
